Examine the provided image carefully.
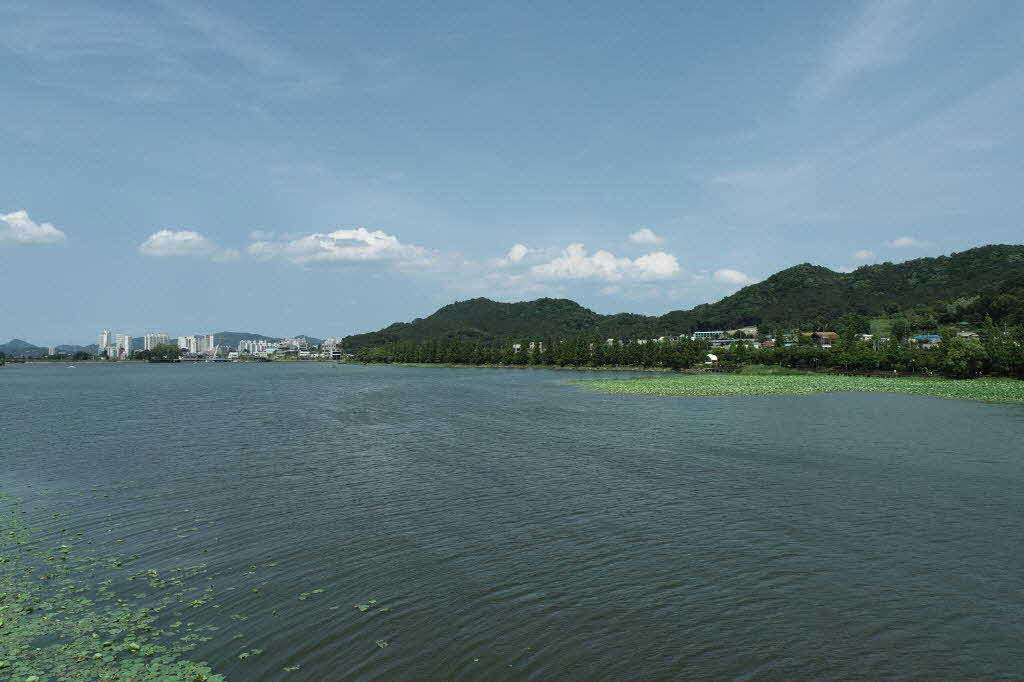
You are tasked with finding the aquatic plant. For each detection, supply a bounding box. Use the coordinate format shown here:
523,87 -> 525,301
574,374 -> 1024,404
0,494 -> 226,681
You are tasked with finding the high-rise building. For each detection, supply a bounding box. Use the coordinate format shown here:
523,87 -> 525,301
196,334 -> 216,354
99,330 -> 112,348
144,333 -> 171,350
48,346 -> 57,356
115,333 -> 132,359
175,334 -> 216,355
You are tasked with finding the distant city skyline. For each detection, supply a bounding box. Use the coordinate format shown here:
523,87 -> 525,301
3,1 -> 1024,343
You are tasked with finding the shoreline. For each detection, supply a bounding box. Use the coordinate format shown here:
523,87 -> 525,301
346,361 -> 680,372
342,362 -> 1004,380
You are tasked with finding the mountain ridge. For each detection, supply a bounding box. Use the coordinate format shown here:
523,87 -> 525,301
342,244 -> 1024,349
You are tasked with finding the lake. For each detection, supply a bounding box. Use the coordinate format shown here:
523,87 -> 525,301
2,362 -> 1023,680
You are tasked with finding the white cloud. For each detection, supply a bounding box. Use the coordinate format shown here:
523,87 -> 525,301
495,243 -> 530,266
628,228 -> 664,245
853,249 -> 876,260
0,210 -> 67,245
713,268 -> 757,285
600,285 -> 622,295
886,235 -> 930,248
529,243 -> 680,282
139,229 -> 218,257
249,229 -> 276,240
247,227 -> 433,266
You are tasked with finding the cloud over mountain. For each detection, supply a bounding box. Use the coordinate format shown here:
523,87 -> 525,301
246,228 -> 434,267
529,244 -> 680,282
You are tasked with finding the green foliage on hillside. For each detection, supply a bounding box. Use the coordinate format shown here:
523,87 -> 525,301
344,245 -> 1024,349
345,298 -> 617,348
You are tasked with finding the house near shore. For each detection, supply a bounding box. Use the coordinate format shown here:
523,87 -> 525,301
726,326 -> 759,338
801,331 -> 839,347
913,334 -> 943,348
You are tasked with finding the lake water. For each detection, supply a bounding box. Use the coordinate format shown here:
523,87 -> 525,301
2,363 -> 1023,680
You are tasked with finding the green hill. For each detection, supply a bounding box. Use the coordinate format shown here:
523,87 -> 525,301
343,245 -> 1024,348
0,339 -> 47,357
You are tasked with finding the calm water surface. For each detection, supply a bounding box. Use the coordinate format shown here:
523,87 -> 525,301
2,363 -> 1023,680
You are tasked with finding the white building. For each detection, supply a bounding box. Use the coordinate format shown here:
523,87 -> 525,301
144,333 -> 171,350
176,334 -> 216,355
238,339 -> 278,356
321,337 -> 344,360
278,337 -> 310,351
692,331 -> 725,341
99,330 -> 112,349
48,346 -> 57,356
114,333 -> 132,359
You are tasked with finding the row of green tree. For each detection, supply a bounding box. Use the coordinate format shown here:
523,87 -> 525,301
356,335 -> 710,369
356,321 -> 1024,378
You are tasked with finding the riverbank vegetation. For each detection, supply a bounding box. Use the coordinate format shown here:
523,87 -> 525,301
574,374 -> 1024,404
354,318 -> 1024,379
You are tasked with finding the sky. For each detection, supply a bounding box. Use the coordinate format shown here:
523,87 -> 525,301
2,0 -> 1024,345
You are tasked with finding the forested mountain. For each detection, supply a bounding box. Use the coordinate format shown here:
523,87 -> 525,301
0,339 -> 46,357
343,245 -> 1024,349
343,298 -> 635,349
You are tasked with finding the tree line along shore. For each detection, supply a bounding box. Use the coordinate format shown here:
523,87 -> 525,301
352,316 -> 1024,380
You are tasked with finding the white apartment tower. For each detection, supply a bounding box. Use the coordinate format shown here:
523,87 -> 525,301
114,333 -> 132,359
144,333 -> 171,350
177,334 -> 216,355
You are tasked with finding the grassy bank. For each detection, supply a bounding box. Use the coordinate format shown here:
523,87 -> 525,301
574,374 -> 1024,404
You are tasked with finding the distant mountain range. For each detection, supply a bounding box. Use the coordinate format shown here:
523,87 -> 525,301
0,332 -> 325,358
342,244 -> 1024,349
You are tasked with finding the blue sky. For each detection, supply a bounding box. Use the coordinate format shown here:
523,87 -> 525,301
2,0 -> 1023,345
